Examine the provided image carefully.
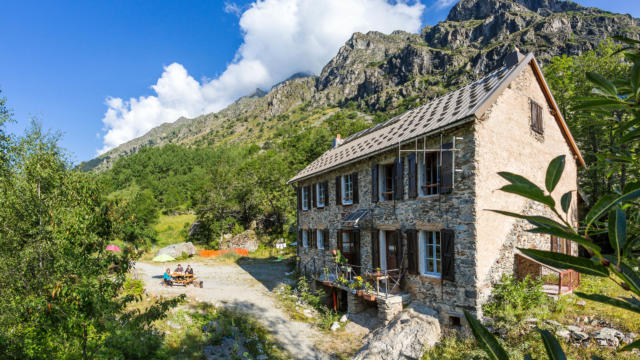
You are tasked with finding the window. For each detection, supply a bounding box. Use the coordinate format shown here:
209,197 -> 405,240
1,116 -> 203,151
316,183 -> 325,208
419,230 -> 441,277
317,229 -> 324,249
418,152 -> 439,196
301,186 -> 310,210
302,230 -> 309,248
380,164 -> 394,201
531,100 -> 543,134
342,174 -> 353,205
341,231 -> 353,253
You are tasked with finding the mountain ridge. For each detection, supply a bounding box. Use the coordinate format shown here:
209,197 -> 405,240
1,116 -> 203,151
81,0 -> 639,172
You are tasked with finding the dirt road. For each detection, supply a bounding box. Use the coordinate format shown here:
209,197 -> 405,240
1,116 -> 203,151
135,260 -> 329,360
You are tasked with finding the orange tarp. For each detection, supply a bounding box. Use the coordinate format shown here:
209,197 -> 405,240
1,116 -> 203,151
199,248 -> 249,257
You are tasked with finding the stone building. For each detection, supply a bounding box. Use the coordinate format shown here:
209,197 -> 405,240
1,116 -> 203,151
287,51 -> 584,327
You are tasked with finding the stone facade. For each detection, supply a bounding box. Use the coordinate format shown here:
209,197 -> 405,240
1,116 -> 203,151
295,63 -> 581,327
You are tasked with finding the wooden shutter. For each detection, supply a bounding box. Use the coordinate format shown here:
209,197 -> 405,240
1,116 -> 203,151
394,157 -> 404,200
371,230 -> 380,269
565,238 -> 571,255
311,184 -> 316,208
395,229 -> 403,270
371,164 -> 378,203
441,229 -> 455,281
550,235 -> 558,252
406,229 -> 418,275
335,176 -> 341,205
310,229 -> 315,248
531,101 -> 543,134
353,230 -> 361,268
352,172 -> 359,204
323,181 -> 329,206
337,229 -> 343,253
324,229 -> 329,249
408,153 -> 417,199
440,142 -> 453,194
297,229 -> 302,248
297,186 -> 301,210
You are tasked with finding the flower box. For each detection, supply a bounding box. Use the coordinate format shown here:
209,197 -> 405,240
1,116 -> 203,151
363,294 -> 376,301
322,281 -> 333,287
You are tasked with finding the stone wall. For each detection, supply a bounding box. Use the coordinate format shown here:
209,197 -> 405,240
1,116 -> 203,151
297,123 -> 479,324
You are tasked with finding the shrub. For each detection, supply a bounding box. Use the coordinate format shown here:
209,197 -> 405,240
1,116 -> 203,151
123,278 -> 145,296
483,274 -> 548,322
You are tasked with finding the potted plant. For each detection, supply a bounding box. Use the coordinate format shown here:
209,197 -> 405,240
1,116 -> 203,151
362,282 -> 375,301
349,275 -> 363,296
322,266 -> 332,286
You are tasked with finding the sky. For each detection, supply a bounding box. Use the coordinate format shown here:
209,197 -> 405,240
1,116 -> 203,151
1,0 -> 639,163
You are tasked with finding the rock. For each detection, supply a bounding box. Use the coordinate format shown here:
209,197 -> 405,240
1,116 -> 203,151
188,220 -> 201,238
156,242 -> 197,258
571,331 -> 589,342
330,322 -> 341,331
524,318 -> 538,323
593,328 -> 623,347
220,229 -> 259,252
556,329 -> 571,341
576,300 -> 587,307
166,320 -> 181,329
545,320 -> 562,327
340,314 -> 349,323
352,302 -> 441,360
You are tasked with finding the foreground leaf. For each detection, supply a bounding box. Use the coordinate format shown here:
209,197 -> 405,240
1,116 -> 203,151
519,249 -> 609,277
587,71 -> 617,96
574,292 -> 640,314
560,191 -> 572,214
608,207 -> 626,256
619,338 -> 640,352
545,155 -> 565,193
498,172 -> 555,208
463,311 -> 509,360
538,329 -> 566,360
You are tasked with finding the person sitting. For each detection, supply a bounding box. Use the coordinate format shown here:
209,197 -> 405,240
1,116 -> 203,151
185,265 -> 193,275
163,268 -> 173,286
174,264 -> 184,273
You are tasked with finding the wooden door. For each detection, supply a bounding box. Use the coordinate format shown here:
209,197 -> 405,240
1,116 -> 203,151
385,231 -> 398,270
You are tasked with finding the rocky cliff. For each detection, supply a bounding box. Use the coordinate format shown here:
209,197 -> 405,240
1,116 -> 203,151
82,0 -> 639,172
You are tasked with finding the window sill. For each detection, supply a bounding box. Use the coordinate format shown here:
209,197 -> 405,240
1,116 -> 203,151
419,274 -> 442,282
418,194 -> 440,200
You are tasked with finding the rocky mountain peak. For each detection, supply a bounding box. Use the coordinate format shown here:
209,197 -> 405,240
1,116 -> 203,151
446,0 -> 583,22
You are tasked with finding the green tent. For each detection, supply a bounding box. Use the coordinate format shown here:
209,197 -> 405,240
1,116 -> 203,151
152,254 -> 175,262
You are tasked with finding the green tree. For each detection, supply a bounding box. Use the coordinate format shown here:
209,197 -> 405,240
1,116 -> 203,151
0,121 -> 181,359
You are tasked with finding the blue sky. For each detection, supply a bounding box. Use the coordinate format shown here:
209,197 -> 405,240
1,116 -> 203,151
1,0 -> 638,163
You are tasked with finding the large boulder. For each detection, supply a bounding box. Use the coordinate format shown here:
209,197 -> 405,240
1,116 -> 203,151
220,229 -> 259,252
156,242 -> 197,258
352,302 -> 441,360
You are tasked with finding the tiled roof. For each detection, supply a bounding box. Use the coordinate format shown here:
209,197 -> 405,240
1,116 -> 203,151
288,54 -> 530,184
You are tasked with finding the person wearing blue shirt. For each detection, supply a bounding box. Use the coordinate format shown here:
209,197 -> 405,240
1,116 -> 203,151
163,268 -> 172,286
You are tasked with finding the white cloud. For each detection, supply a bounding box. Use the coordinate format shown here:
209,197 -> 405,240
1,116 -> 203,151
98,0 -> 425,154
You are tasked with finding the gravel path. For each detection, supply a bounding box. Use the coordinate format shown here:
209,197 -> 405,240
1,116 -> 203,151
135,260 -> 329,360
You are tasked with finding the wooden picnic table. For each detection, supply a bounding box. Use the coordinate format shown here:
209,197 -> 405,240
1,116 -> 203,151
170,273 -> 197,286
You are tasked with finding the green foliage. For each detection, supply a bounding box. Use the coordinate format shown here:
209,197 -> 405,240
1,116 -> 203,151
0,121 -> 182,359
123,278 -> 145,296
276,276 -> 342,331
483,275 -> 549,322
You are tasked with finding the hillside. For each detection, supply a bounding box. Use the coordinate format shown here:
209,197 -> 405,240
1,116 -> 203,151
81,0 -> 639,172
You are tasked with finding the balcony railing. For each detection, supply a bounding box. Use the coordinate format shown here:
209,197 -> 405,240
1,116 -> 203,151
298,256 -> 402,299
516,253 -> 580,295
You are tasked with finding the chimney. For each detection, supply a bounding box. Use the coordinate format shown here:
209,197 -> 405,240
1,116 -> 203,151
332,134 -> 343,148
504,47 -> 525,67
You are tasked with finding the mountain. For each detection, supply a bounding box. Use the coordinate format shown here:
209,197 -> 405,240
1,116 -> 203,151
81,0 -> 639,172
